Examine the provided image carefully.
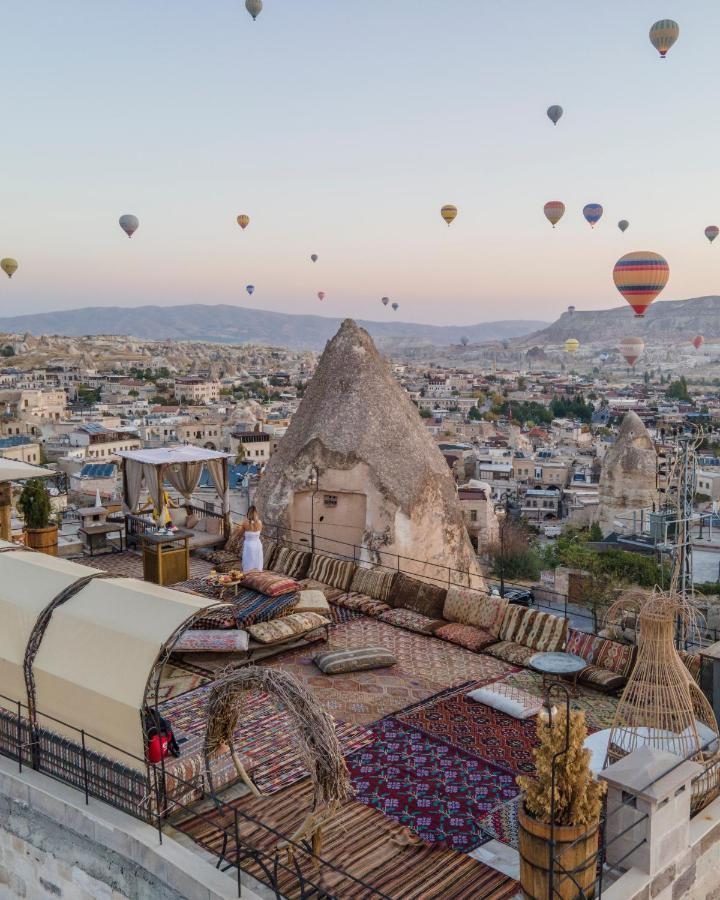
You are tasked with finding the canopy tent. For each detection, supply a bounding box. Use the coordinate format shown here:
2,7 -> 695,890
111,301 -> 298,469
117,445 -> 232,533
0,459 -> 56,481
0,542 -> 210,768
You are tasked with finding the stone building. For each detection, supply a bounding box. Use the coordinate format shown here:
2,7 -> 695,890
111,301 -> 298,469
256,320 -> 484,585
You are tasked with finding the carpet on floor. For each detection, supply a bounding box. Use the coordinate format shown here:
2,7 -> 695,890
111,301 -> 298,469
173,778 -> 519,900
500,669 -> 618,732
476,796 -> 521,848
150,663 -> 210,704
346,717 -> 520,852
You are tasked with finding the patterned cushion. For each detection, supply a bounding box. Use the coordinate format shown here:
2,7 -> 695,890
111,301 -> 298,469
203,549 -> 239,571
565,629 -> 602,663
467,682 -> 545,719
578,665 -> 627,693
271,547 -> 312,580
334,592 -> 391,617
261,538 -> 278,570
241,571 -> 300,597
248,611 -> 330,645
443,586 -> 508,636
307,554 -> 356,592
350,567 -> 397,603
566,628 -> 635,678
298,579 -> 346,603
225,526 -> 245,555
390,573 -> 447,618
174,629 -> 249,653
378,608 -> 446,636
679,650 -> 701,684
434,623 -> 497,652
484,640 -> 536,666
498,606 -> 568,653
294,590 -> 331,615
313,647 -> 396,675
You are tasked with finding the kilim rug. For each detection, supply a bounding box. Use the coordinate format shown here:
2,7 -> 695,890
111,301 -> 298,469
152,663 -> 210,704
476,796 -> 521,848
397,687 -> 540,776
83,550 -> 213,580
173,778 -> 519,899
346,717 -> 520,852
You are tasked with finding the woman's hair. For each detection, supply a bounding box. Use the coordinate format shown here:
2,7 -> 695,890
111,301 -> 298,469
247,505 -> 258,523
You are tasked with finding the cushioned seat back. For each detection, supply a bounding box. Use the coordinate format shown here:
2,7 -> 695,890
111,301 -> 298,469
271,546 -> 312,580
566,629 -> 635,677
499,605 -> 567,652
307,553 -> 356,592
350,566 -> 397,603
390,573 -> 447,619
565,629 -> 603,664
443,586 -> 508,636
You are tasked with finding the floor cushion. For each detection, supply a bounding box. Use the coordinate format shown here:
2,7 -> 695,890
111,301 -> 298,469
294,590 -> 331,616
334,592 -> 391,618
484,640 -> 536,667
241,571 -> 300,597
314,647 -> 396,675
350,567 -> 397,603
498,605 -> 568,653
443,586 -> 507,636
566,628 -> 635,692
261,539 -> 278,571
434,622 -> 497,652
577,665 -> 627,693
307,554 -> 356,592
173,629 -> 250,653
247,611 -> 330,645
390,573 -> 447,618
271,547 -> 312,580
297,579 -> 346,603
378,608 -> 445,636
467,682 -> 545,719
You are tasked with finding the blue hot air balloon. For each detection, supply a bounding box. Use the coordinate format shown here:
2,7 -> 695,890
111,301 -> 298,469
246,285 -> 255,296
583,203 -> 603,228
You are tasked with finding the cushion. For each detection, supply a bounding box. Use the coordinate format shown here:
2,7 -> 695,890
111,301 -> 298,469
378,608 -> 446,636
443,586 -> 508,636
467,682 -> 545,719
307,554 -> 356,592
271,547 -> 312,580
484,640 -> 536,666
225,526 -> 245,555
566,628 -> 635,678
298,579 -> 346,602
564,629 -> 602,664
206,517 -> 223,536
334,592 -> 391,618
498,606 -> 568,653
241,570 -> 300,597
173,629 -> 249,653
169,507 -> 188,527
314,647 -> 397,675
261,539 -> 278,570
390,573 -> 447,618
294,590 -> 331,615
434,623 -> 497,652
350,567 -> 397,603
248,612 -> 330,645
578,666 -> 627,693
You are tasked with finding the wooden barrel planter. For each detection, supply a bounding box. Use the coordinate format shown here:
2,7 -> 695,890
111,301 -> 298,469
518,805 -> 599,899
24,525 -> 59,556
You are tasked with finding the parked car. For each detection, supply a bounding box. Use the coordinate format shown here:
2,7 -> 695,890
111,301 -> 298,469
489,584 -> 534,607
543,524 -> 562,538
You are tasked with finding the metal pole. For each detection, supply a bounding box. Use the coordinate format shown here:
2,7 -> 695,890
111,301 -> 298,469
81,730 -> 90,805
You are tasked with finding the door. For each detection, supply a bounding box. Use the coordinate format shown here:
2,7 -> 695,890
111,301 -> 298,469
291,489 -> 367,556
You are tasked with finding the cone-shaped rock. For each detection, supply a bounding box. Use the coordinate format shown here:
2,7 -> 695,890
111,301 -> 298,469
256,319 -> 484,584
598,412 -> 658,536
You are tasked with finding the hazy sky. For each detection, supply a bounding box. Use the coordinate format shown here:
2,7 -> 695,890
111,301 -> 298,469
1,1 -> 717,325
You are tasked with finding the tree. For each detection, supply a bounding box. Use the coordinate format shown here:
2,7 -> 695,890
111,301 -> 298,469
419,407 -> 432,419
487,519 -> 543,587
468,405 -> 482,421
666,377 -> 692,403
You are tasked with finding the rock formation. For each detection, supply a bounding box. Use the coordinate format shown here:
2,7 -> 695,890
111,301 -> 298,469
255,319 -> 484,586
598,412 -> 658,535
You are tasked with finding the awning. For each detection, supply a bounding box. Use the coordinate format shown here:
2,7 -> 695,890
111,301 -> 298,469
0,459 -> 56,481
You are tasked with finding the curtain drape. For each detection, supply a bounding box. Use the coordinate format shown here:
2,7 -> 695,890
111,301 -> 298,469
124,460 -> 144,512
165,462 -> 203,501
142,463 -> 164,516
206,458 -> 230,533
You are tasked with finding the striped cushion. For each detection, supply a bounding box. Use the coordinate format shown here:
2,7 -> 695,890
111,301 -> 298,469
350,567 -> 397,603
241,571 -> 299,597
435,623 -> 497,652
566,629 -> 635,677
498,606 -> 567,653
484,640 -> 536,666
307,554 -> 356,592
390,573 -> 447,618
579,666 -> 627,693
443,586 -> 508,635
248,612 -> 329,645
335,592 -> 391,617
271,547 -> 312,580
314,647 -> 396,675
378,608 -> 446,636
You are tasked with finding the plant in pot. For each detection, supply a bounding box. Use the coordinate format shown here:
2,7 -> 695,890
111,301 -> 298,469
516,707 -> 606,900
17,479 -> 58,556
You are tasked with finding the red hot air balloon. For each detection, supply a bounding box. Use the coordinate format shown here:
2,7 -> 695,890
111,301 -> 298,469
317,291 -> 325,301
613,251 -> 669,318
705,226 -> 719,244
693,335 -> 704,350
618,337 -> 645,366
544,201 -> 565,228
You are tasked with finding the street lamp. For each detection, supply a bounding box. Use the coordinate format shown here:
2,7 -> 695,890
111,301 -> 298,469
307,465 -> 320,553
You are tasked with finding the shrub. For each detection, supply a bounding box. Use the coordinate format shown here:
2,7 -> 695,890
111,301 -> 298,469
18,479 -> 54,529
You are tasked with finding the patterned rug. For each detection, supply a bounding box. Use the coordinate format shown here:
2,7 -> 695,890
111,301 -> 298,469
346,718 -> 520,852
476,796 -> 521,848
397,687 -> 540,776
153,663 -> 210,704
173,778 -> 519,899
82,550 -> 213,580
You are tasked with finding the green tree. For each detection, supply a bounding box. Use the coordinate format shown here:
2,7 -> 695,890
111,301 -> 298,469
588,521 -> 603,542
419,407 -> 432,419
468,405 -> 483,421
666,377 -> 692,403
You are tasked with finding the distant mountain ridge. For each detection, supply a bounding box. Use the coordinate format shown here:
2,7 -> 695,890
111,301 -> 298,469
0,304 -> 547,350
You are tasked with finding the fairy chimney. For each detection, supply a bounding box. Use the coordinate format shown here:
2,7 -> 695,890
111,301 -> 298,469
255,319 -> 484,586
598,412 -> 658,536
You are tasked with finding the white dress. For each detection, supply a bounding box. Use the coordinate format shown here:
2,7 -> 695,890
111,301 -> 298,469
242,529 -> 264,572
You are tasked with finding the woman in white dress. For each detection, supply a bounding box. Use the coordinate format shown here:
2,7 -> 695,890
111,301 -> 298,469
241,505 -> 264,572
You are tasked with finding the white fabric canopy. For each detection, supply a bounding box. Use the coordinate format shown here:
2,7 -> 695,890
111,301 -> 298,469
0,459 -> 56,482
117,446 -> 231,465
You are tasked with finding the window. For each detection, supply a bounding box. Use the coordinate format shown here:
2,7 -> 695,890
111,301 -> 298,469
470,509 -> 478,522
323,494 -> 338,508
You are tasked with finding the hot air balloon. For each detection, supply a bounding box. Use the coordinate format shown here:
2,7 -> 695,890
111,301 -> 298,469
237,215 -> 250,230
613,251 -> 669,318
705,226 -> 719,244
317,291 -> 325,301
547,105 -> 563,125
564,338 -> 580,354
392,302 -> 399,311
1,259 -> 18,279
618,337 -> 645,366
693,335 -> 704,350
441,205 -> 457,226
618,220 -> 630,233
119,214 -> 139,238
649,19 -> 679,58
310,254 -> 318,262
246,285 -> 255,296
246,0 -> 262,20
583,204 -> 603,228
544,201 -> 565,228
381,297 -> 389,307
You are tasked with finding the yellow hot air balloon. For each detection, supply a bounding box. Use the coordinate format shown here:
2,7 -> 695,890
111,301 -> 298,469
237,214 -> 250,230
441,205 -> 457,226
1,259 -> 18,279
564,338 -> 580,354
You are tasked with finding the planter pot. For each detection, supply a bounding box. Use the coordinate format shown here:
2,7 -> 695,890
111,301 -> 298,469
24,525 -> 58,557
518,804 -> 599,900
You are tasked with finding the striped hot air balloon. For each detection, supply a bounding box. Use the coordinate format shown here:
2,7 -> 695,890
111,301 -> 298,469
613,251 -> 669,318
564,338 -> 580,354
544,201 -> 565,228
618,337 -> 645,366
693,335 -> 704,350
705,226 -> 718,244
440,205 -> 457,226
649,19 -> 679,58
583,203 -> 603,228
237,214 -> 250,230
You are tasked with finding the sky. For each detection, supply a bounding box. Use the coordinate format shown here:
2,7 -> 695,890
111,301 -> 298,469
1,1 -> 718,326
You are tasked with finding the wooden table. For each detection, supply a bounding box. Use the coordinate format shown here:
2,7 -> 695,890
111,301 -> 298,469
141,529 -> 192,586
206,577 -> 244,601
